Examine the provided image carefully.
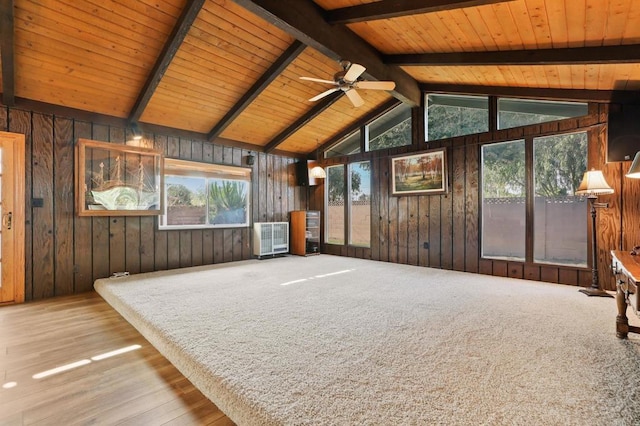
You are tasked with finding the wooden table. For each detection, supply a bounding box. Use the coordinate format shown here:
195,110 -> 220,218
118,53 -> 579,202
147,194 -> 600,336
610,250 -> 640,338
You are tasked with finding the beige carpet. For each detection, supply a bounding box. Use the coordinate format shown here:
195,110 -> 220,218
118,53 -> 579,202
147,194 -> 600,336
94,255 -> 640,425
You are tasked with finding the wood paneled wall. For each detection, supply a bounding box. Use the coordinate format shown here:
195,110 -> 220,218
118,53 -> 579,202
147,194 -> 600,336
0,105 -> 306,301
323,103 -> 640,292
4,101 -> 639,301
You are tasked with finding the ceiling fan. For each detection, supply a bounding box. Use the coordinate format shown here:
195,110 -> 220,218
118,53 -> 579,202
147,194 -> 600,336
299,60 -> 396,107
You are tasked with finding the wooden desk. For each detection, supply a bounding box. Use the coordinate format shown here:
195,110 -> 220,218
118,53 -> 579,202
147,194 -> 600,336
610,250 -> 640,339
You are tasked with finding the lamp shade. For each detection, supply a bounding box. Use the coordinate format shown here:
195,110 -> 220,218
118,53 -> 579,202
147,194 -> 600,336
575,169 -> 614,195
309,166 -> 326,179
626,152 -> 640,178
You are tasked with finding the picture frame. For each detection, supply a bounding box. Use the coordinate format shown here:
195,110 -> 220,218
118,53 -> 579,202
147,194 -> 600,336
75,138 -> 163,216
391,148 -> 448,196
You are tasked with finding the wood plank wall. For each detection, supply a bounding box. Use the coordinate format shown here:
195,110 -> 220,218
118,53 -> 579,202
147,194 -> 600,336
3,100 -> 639,301
322,103 -> 640,292
0,104 -> 306,301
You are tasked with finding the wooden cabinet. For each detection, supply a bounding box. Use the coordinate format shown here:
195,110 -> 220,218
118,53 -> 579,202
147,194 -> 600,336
290,210 -> 320,256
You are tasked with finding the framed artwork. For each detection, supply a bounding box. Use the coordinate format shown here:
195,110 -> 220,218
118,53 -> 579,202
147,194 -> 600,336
391,148 -> 447,195
75,138 -> 163,216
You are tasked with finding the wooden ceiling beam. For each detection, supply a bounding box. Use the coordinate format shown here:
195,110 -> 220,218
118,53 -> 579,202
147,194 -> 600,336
231,0 -> 421,107
386,44 -> 640,66
128,0 -> 205,123
207,40 -> 306,141
325,0 -> 516,24
264,91 -> 344,153
420,83 -> 640,103
1,0 -> 15,106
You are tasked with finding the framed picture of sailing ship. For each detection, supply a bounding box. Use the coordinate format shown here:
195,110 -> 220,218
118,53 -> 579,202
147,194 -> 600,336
75,138 -> 163,216
391,148 -> 448,196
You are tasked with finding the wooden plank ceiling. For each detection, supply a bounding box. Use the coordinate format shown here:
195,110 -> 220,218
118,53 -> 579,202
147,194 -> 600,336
1,0 -> 640,156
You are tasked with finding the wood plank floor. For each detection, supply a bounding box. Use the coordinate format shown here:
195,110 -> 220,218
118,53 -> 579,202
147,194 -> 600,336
0,292 -> 235,425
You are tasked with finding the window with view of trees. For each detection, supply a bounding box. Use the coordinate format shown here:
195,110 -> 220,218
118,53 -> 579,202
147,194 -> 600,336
482,140 -> 526,261
326,162 -> 371,246
481,131 -> 588,266
498,98 -> 588,130
426,94 -> 489,141
366,103 -> 412,151
533,132 -> 588,266
326,104 -> 412,158
325,130 -> 360,158
159,159 -> 251,229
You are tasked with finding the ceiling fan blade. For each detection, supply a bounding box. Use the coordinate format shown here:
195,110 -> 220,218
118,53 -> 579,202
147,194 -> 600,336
300,76 -> 338,85
354,81 -> 396,91
309,88 -> 339,102
345,89 -> 364,107
344,63 -> 366,82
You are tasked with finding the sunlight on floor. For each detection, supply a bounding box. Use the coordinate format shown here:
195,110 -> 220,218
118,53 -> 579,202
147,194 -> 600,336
280,269 -> 354,286
1,344 -> 142,390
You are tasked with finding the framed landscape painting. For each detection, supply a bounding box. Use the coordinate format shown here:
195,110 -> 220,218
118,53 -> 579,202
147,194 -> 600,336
391,148 -> 447,195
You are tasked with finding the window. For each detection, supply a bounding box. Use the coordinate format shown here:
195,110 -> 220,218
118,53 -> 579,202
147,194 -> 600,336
326,103 -> 413,158
366,103 -> 412,151
481,131 -> 588,267
498,98 -> 588,130
325,130 -> 360,159
326,165 -> 345,244
426,94 -> 489,141
326,162 -> 371,247
533,132 -> 587,266
481,140 -> 526,261
348,161 -> 371,247
159,159 -> 251,229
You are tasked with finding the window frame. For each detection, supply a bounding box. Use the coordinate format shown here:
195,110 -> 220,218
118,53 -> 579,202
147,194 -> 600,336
532,131 -> 588,267
480,129 -> 589,267
325,164 -> 347,245
425,93 -> 490,142
325,161 -> 372,247
497,98 -> 589,130
158,158 -> 252,230
325,101 -> 412,159
365,103 -> 412,152
348,161 -> 372,248
425,94 -> 590,145
325,129 -> 361,158
480,139 -> 526,262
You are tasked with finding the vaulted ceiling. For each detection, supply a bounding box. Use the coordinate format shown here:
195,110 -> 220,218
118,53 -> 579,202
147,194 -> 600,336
1,0 -> 639,157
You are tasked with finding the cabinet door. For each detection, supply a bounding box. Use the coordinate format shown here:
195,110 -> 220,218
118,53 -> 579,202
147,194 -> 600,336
290,211 -> 307,255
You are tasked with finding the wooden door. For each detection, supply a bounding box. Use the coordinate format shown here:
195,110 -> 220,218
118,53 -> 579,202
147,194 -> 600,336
0,132 -> 25,304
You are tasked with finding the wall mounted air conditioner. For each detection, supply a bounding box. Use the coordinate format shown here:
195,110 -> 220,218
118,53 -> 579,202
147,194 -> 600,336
253,222 -> 289,258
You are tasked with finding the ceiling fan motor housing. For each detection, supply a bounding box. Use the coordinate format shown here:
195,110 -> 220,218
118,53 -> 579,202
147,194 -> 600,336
334,70 -> 350,88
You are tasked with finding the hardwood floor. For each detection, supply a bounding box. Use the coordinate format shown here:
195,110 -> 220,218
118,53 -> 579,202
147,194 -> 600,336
0,292 -> 235,425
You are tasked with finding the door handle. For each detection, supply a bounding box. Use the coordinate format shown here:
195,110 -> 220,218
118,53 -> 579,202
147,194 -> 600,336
2,212 -> 12,230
